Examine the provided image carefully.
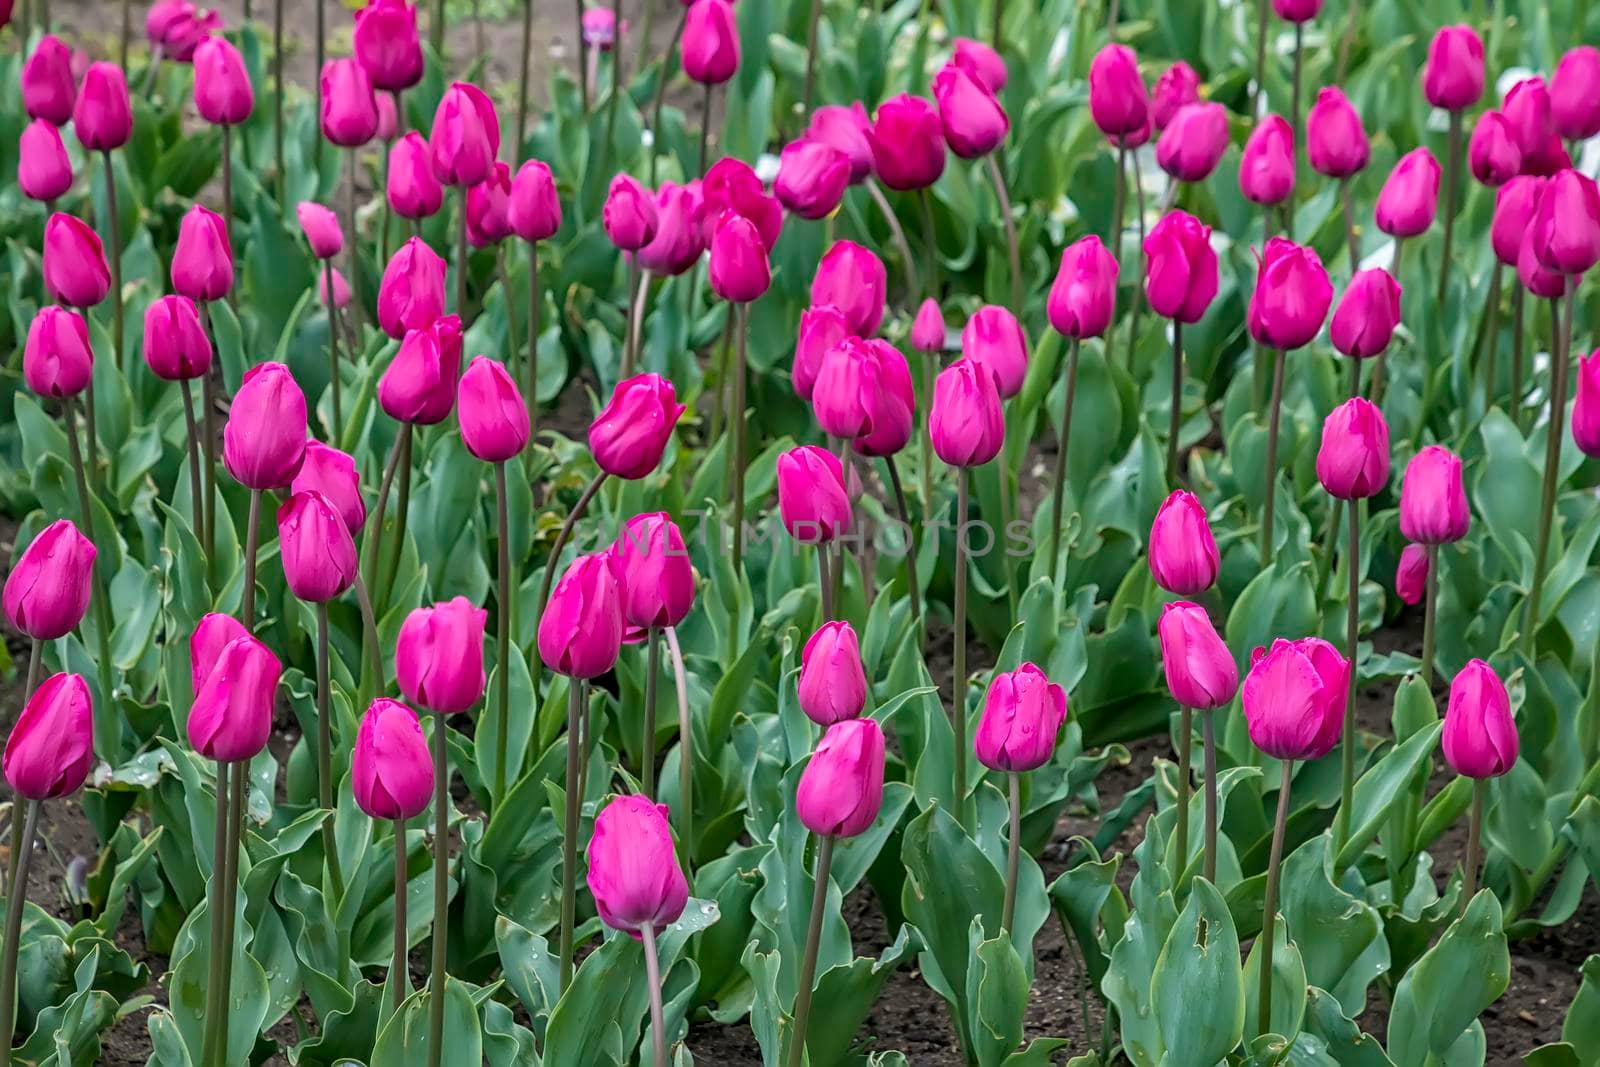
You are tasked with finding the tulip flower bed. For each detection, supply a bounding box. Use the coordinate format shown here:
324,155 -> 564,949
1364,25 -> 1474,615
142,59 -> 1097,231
10,0 -> 1600,1063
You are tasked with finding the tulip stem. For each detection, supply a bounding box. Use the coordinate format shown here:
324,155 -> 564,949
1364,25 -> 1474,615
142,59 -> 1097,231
785,833 -> 835,1067
1342,177 -> 1360,269
1260,348 -> 1286,567
344,149 -> 365,330
664,626 -> 695,865
326,261 -> 344,436
1252,0 -> 1268,119
515,0 -> 535,160
1462,776 -> 1486,902
572,0 -> 589,114
1522,290 -> 1575,657
527,242 -> 541,441
119,0 -> 130,69
214,758 -> 245,1067
533,471 -> 609,686
1167,323 -> 1183,485
316,604 -> 346,901
954,469 -> 971,831
559,679 -> 583,993
641,921 -> 668,1066
431,0 -> 445,67
1336,494 -> 1360,855
1127,150 -> 1148,368
800,0 -> 823,122
1047,338 -> 1082,587
1105,144 -> 1127,368
0,799 -> 42,1058
381,428 -> 415,609
22,640 -> 41,708
1202,708 -> 1217,883
242,488 -> 263,631
180,384 -> 207,539
273,0 -> 285,208
699,83 -> 714,177
494,463 -> 514,804
456,188 -> 470,321
864,178 -> 921,303
640,627 -> 661,798
1511,285 -> 1527,431
1482,264 -> 1503,420
732,304 -> 750,574
393,817 -> 409,1011
984,157 -> 1023,319
648,10 -> 688,186
1421,542 -> 1439,690
427,709 -> 450,1067
1003,772 -> 1021,934
817,546 -> 833,622
1289,22 -> 1304,182
622,262 -> 645,379
1259,760 -> 1293,1035
883,456 -> 921,625
362,425 -> 410,655
1437,111 -> 1463,308
1175,704 -> 1192,881
200,346 -> 219,562
102,151 -> 125,375
200,761 -> 230,1067
220,127 -> 234,280
60,394 -> 118,748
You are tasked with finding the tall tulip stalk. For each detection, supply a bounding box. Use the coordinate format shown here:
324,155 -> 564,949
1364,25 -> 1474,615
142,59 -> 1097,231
682,0 -> 739,173
1399,446 -> 1470,688
1422,25 -> 1485,301
73,63 -> 132,376
1307,87 -> 1371,269
1087,44 -> 1148,368
509,161 -> 561,437
297,202 -> 347,434
1442,661 -> 1518,900
429,82 -> 502,320
1143,211 -> 1217,484
708,214 -> 772,573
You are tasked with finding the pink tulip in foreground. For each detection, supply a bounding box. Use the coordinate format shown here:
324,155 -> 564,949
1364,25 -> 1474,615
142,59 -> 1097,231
396,598 -> 488,714
171,205 -> 233,302
378,237 -> 448,338
2,519 -> 96,643
932,61 -> 1009,159
637,182 -> 707,276
1155,103 -> 1229,185
587,794 -> 690,936
974,663 -> 1067,773
1243,638 -> 1347,763
1316,399 -> 1390,501
811,241 -> 887,337
867,94 -> 947,192
1306,87 -> 1369,180
1423,25 -> 1484,111
798,717 -> 886,837
1395,544 -> 1428,606
777,445 -> 852,544
193,37 -> 254,126
1329,268 -> 1401,359
22,36 -> 77,126
1443,659 -> 1518,898
73,62 -> 133,152
792,305 -> 851,401
292,442 -> 367,536
1399,446 -> 1469,545
1144,210 -> 1217,325
776,139 -> 851,221
23,306 -> 93,399
188,631 -> 281,763
610,513 -> 695,631
277,491 -> 359,603
458,357 -> 530,463
961,306 -> 1028,399
1375,147 -> 1441,239
1148,491 -> 1220,595
1048,235 -> 1118,340
1157,602 -> 1237,711
4,672 -> 93,800
380,316 -> 465,426
18,119 -> 73,202
930,359 -> 1005,468
798,621 -> 868,726
353,698 -> 434,820
428,81 -> 500,188
538,553 -> 625,680
43,214 -> 111,308
1087,43 -> 1148,140
590,373 -> 686,480
682,0 -> 740,85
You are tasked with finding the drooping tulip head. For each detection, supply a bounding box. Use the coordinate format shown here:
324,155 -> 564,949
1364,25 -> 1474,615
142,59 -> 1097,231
4,673 -> 93,800
1329,267 -> 1402,359
188,631 -> 283,762
277,490 -> 360,603
538,552 -> 625,679
1143,210 -> 1218,324
3,519 -> 96,641
1047,235 -> 1119,339
379,315 -> 465,425
23,306 -> 93,399
1157,602 -> 1238,711
609,512 -> 695,631
777,445 -> 851,543
930,359 -> 1005,468
1315,398 -> 1391,501
1399,445 -> 1470,544
1247,237 -> 1333,350
378,236 -> 448,338
586,794 -> 690,936
1306,86 -> 1370,179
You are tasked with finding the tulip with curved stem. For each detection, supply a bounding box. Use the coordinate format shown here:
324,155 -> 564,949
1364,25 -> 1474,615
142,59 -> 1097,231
664,625 -> 695,862
1047,338 -> 1082,586
1462,777 -> 1487,900
427,708 -> 449,1067
493,462 -> 513,801
101,152 -> 125,375
392,817 -> 408,1009
784,833 -> 835,1067
641,920 -> 668,1066
558,678 -> 584,991
315,604 -> 345,900
1437,112 -> 1463,307
59,394 -> 118,740
1258,759 -> 1293,1032
1260,347 -> 1286,566
883,456 -> 921,624
0,800 -> 42,1056
1522,290 -> 1576,656
953,470 -> 971,830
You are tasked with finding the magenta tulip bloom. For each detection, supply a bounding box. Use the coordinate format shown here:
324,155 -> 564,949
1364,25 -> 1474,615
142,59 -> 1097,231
1574,351 -> 1600,457
1518,230 -> 1571,299
1087,43 -> 1148,140
681,0 -> 739,85
1272,0 -> 1323,21
19,119 -> 73,202
73,62 -> 133,151
379,315 -> 464,425
1306,87 -> 1369,179
1399,445 -> 1470,544
637,181 -> 707,276
509,159 -> 563,242
396,597 -> 488,713
1442,660 -> 1518,778
586,794 -> 689,937
930,359 -> 1005,468
1551,47 -> 1600,141
974,663 -> 1068,772
602,173 -> 659,252
932,61 -> 1009,159
458,357 -> 530,462
297,201 -> 344,260
1155,102 -> 1228,183
190,613 -> 249,695
388,132 -> 445,220
777,445 -> 851,543
143,295 -> 213,383
321,58 -> 380,147
798,621 -> 868,726
428,82 -> 500,188
810,241 -> 886,337
22,36 -> 77,125
171,204 -> 234,302
953,37 -> 1007,93
188,631 -> 282,762
589,373 -> 686,480
796,717 -> 886,837
147,1 -> 221,62
43,213 -> 111,308
1239,115 -> 1296,207
808,103 -> 874,184
292,442 -> 367,536
193,37 -> 254,125
1241,638 -> 1348,762
4,673 -> 92,800
853,341 -> 916,458
1148,491 -> 1220,595
701,157 -> 784,251
1492,176 -> 1545,267
352,698 -> 434,820
911,299 -> 946,353
378,236 -> 448,338
1468,111 -> 1522,188
465,161 -> 514,248
1531,169 -> 1600,276
3,519 -> 96,641
1375,148 -> 1441,238
775,139 -> 851,221
1151,62 -> 1200,131
277,491 -> 359,603
1247,237 -> 1333,350
1143,211 -> 1217,324
1157,602 -> 1238,710
353,0 -> 425,93
1329,268 -> 1402,359
813,337 -> 873,439
1423,25 -> 1484,111
1501,76 -> 1552,159
538,553 -> 625,679
1395,543 -> 1428,606
960,306 -> 1028,399
1316,398 -> 1390,501
792,304 -> 851,401
1048,235 -> 1119,339
866,94 -> 946,191
610,512 -> 695,630
23,306 -> 93,399
223,363 -> 308,490
708,213 -> 771,303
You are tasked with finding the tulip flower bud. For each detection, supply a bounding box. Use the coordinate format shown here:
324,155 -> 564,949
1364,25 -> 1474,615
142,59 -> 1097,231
1154,102 -> 1228,183
1573,351 -> 1600,458
19,119 -> 73,202
1395,543 -> 1428,606
1241,638 -> 1348,762
292,442 -> 367,536
1316,398 -> 1391,501
428,82 -> 500,188
1375,147 -> 1441,238
1399,445 -> 1470,544
73,62 -> 133,151
388,131 -> 445,220
353,0 -> 425,93
1157,602 -> 1238,710
457,356 -> 529,462
1329,267 -> 1402,359
1305,87 -> 1369,179
1151,61 -> 1199,131
4,673 -> 93,799
190,613 -> 249,695
539,553 -> 625,679
708,212 -> 771,303
933,61 -> 1009,159
1247,237 -> 1332,350
602,173 -> 659,252
1147,490 -> 1220,595
1423,24 -> 1484,111
974,662 -> 1068,772
1048,235 -> 1119,339
194,36 -> 254,125
792,305 -> 849,401
797,718 -> 886,837
638,182 -> 707,277
1239,114 -> 1296,207
912,300 -> 946,354
23,306 -> 93,399
466,161 -> 514,248
277,490 -> 358,602
854,340 -> 916,458
1467,111 -> 1521,188
809,241 -> 886,337
777,445 -> 851,543
3,519 -> 96,641
380,315 -> 464,425
509,159 -> 563,242
1143,210 -> 1218,324
682,0 -> 739,85
587,794 -> 689,936
147,1 -> 221,62
43,213 -> 111,308
582,6 -> 620,50
798,621 -> 868,726
1087,43 -> 1149,140
1492,176 -> 1544,267
171,204 -> 234,301
1501,76 -> 1552,159
222,362 -> 308,490
813,337 -> 872,439
396,597 -> 488,713
141,295 -> 213,382
590,372 -> 686,480
189,632 -> 281,763
1518,229 -> 1571,299
1552,46 -> 1600,141
320,267 -> 352,308
378,236 -> 448,338
953,37 -> 1007,93
22,36 -> 76,126
296,201 -> 344,260
776,138 -> 851,221
961,305 -> 1028,399
1272,0 -> 1323,21
1442,660 -> 1518,779
1531,169 -> 1600,276
867,94 -> 947,192
808,103 -> 874,184
352,698 -> 434,820
930,358 -> 1005,468
321,58 -> 380,148
610,512 -> 694,630
701,157 -> 784,251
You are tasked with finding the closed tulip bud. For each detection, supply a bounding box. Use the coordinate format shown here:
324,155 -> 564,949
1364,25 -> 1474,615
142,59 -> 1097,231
1157,602 -> 1238,710
798,621 -> 868,726
776,138 -> 851,220
1442,660 -> 1518,778
867,94 -> 946,192
681,0 -> 739,85
590,373 -> 685,480
582,6 -> 621,50
1242,638 -> 1347,761
296,201 -> 344,259
637,181 -> 706,276
930,358 -> 1005,468
508,159 -> 562,242
147,1 -> 221,62
1247,237 -> 1333,350
1531,169 -> 1600,276
171,204 -> 233,301
466,161 -> 514,248
701,157 -> 784,250
1048,235 -> 1119,339
320,267 -> 352,308
808,103 -> 874,184
1148,491 -> 1220,595
22,36 -> 76,126
142,295 -> 213,381
1395,543 -> 1428,606
376,87 -> 398,147
1151,61 -> 1200,131
602,173 -> 659,252
388,131 -> 445,220
1518,229 -> 1571,299
1239,114 -> 1296,206
378,236 -> 448,338
292,442 -> 367,535
610,512 -> 694,630
276,490 -> 358,602
1088,43 -> 1148,139
797,718 -> 886,837
19,119 -> 73,201
354,0 -> 424,93
396,597 -> 488,712
961,305 -> 1028,398
777,445 -> 851,543
73,62 -> 132,151
709,212 -> 771,303
1329,267 -> 1402,359
586,795 -> 689,936
4,673 -> 93,799
813,337 -> 873,438
1316,398 -> 1390,500
24,306 -> 93,399
428,82 -> 500,188
1143,210 -> 1218,324
1423,24 -> 1484,111
1305,87 -> 1369,179
810,241 -> 886,336
3,519 -> 96,641
911,299 -> 946,353
1575,351 -> 1600,457
1375,147 -> 1440,238
974,663 -> 1068,772
1552,46 -> 1600,141
457,356 -> 529,462
224,363 -> 307,489
193,37 -> 254,125
380,315 -> 464,425
321,58 -> 380,148
854,340 -> 915,457
1154,102 -> 1229,183
43,213 -> 111,308
933,61 -> 1009,159
352,699 -> 433,820
189,632 -> 281,762
793,304 -> 850,401
1468,111 -> 1522,188
190,613 -> 248,694
1492,176 -> 1544,267
1501,76 -> 1552,159
1272,0 -> 1322,20
539,553 -> 625,678
1399,445 -> 1470,544
953,37 -> 1007,92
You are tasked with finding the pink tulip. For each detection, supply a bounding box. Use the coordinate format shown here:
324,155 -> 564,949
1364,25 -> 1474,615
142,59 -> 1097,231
190,613 -> 249,695
353,0 -> 425,93
1272,0 -> 1323,21
1422,24 -> 1484,111
1241,638 -> 1347,762
23,306 -> 93,399
388,131 -> 445,220
193,37 -> 253,125
1316,398 -> 1390,500
1574,351 -> 1600,457
681,0 -> 739,85
277,490 -> 359,602
1492,176 -> 1545,267
974,662 -> 1068,772
1151,62 -> 1200,131
377,237 -> 448,338
379,315 -> 464,425
1239,114 -> 1296,207
866,94 -> 946,191
1155,102 -> 1228,183
1157,602 -> 1238,710
1468,111 -> 1522,188
1143,210 -> 1217,324
170,204 -> 233,302
1501,76 -> 1552,159
708,213 -> 771,303
582,6 -> 621,50
1306,87 -> 1370,179
930,358 -> 1005,468
457,356 -> 529,462
589,373 -> 686,480
602,173 -> 659,252
1047,235 -> 1118,339
610,512 -> 695,630
4,673 -> 93,799
798,621 -> 868,726
586,795 -> 689,936
776,139 -> 851,221
932,61 -> 1009,159
810,240 -> 886,336
147,1 -> 221,62
43,213 -> 111,308
352,698 -> 434,820
321,58 -> 380,148
188,631 -> 282,762
1375,147 -> 1441,238
1442,660 -> 1518,778
1395,543 -> 1428,606
466,161 -> 514,248
509,159 -> 563,243
808,103 -> 873,184
320,267 -> 352,309
1551,46 -> 1600,141
73,62 -> 132,151
701,157 -> 784,250
1247,237 -> 1332,350
1329,267 -> 1402,359
1531,169 -> 1600,276
953,37 -> 1007,94
18,119 -> 73,201
1518,229 -> 1571,299
792,304 -> 850,401
637,181 -> 705,275
853,340 -> 916,458
291,442 -> 367,536
428,82 -> 500,188
1147,490 -> 1220,595
777,445 -> 851,543
142,295 -> 213,381
538,553 -> 625,679
911,299 -> 946,353
796,717 -> 885,837
396,597 -> 488,713
22,36 -> 76,126
3,519 -> 96,641
297,201 -> 344,260
1087,43 -> 1148,140
1399,445 -> 1469,544
960,305 -> 1028,399
812,337 -> 873,439
223,363 -> 308,490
